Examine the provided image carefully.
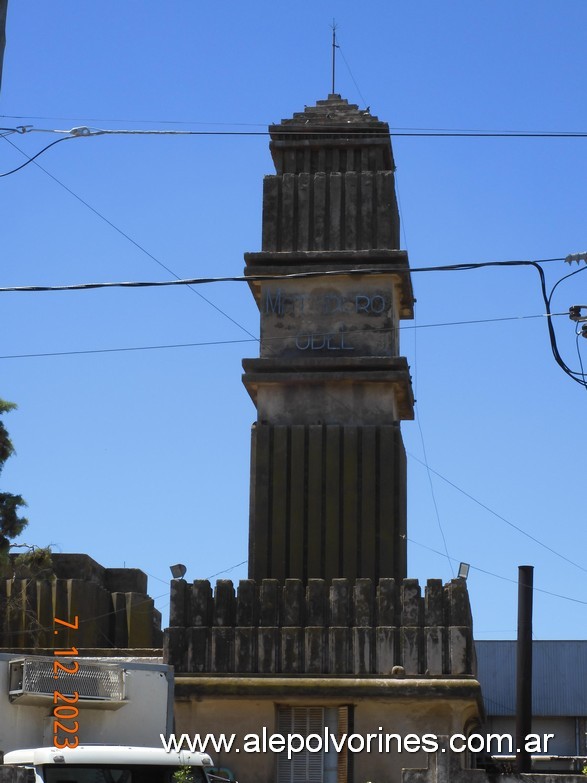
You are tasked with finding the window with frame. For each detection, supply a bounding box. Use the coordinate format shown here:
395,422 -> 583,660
276,705 -> 351,783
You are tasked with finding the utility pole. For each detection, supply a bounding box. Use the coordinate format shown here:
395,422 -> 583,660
0,0 -> 7,92
516,565 -> 534,773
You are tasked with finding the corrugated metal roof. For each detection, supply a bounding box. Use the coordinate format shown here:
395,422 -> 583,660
475,640 -> 587,716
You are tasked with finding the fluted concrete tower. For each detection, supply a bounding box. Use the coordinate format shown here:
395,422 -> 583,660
243,95 -> 414,584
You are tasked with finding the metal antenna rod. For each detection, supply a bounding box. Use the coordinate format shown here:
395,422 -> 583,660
331,20 -> 338,94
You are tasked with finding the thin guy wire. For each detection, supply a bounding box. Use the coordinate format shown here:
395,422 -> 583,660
408,453 -> 587,574
336,42 -> 369,108
0,135 -> 257,341
0,313 -> 567,360
407,537 -> 587,605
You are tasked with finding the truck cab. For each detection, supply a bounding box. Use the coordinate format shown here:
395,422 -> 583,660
3,745 -> 216,783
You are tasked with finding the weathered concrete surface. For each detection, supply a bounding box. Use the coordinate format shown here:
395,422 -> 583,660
174,682 -> 482,783
165,577 -> 475,675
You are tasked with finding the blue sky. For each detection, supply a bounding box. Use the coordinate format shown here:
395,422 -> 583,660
1,1 -> 586,638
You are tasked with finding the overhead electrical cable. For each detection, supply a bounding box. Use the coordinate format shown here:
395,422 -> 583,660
0,259 -> 567,292
3,114 -> 587,135
6,124 -> 587,139
408,537 -> 587,606
0,135 -> 74,176
0,314 -> 564,361
0,135 -> 258,341
408,453 -> 587,574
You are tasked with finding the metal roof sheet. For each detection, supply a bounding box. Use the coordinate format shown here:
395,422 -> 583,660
475,640 -> 587,716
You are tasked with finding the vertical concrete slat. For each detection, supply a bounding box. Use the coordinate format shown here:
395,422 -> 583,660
353,578 -> 373,627
359,172 -> 373,249
257,627 -> 279,673
425,579 -> 444,626
328,627 -> 350,674
169,578 -> 189,627
262,175 -> 279,251
250,424 -> 271,581
378,426 -> 395,579
236,580 -> 257,627
52,579 -> 70,647
394,428 -> 408,580
111,592 -> 128,648
329,172 -> 342,250
306,579 -> 326,627
330,579 -> 350,626
280,173 -> 295,252
344,172 -> 357,250
192,580 -> 213,627
342,426 -> 359,580
163,626 -> 186,670
271,425 -> 289,581
187,627 -> 209,672
126,593 -> 154,647
313,172 -> 326,251
307,425 -> 324,578
425,627 -> 444,675
259,579 -> 280,627
297,173 -> 311,250
36,580 -> 54,648
235,627 -> 256,673
282,579 -> 304,627
210,627 -> 235,673
401,579 -> 422,626
305,627 -> 326,674
360,427 -> 377,578
289,426 -> 306,579
377,578 -> 396,626
213,580 -> 235,627
401,626 -> 421,675
449,626 -> 470,675
376,171 -> 394,249
375,626 -> 397,675
281,627 -> 303,673
324,426 -> 341,580
352,627 -> 373,674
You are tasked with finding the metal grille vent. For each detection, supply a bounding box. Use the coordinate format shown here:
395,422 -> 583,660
10,658 -> 125,702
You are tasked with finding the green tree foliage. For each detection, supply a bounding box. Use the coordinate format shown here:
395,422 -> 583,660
0,399 -> 28,559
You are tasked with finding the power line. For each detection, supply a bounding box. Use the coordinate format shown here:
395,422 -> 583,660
6,124 -> 587,139
408,536 -> 587,606
0,313 -> 566,361
408,453 -> 587,575
1,135 -> 257,341
3,114 -> 587,135
0,135 -> 74,176
0,259 -> 567,293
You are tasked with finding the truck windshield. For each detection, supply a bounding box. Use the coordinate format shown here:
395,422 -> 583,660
43,766 -> 208,783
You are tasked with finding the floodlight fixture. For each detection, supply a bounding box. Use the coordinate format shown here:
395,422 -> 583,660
170,563 -> 187,580
458,562 -> 470,580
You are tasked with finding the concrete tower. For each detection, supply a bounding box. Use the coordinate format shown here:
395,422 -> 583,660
243,94 -> 414,584
165,96 -> 480,783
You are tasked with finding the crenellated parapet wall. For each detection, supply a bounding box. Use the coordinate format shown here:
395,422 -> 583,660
164,576 -> 475,676
0,553 -> 162,651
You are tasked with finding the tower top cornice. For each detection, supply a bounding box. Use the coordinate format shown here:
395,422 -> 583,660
271,94 -> 388,132
268,95 -> 395,175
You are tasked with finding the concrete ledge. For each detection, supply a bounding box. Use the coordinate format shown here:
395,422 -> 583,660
175,675 -> 483,709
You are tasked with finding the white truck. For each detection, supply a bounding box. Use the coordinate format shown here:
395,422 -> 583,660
3,745 -> 219,783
